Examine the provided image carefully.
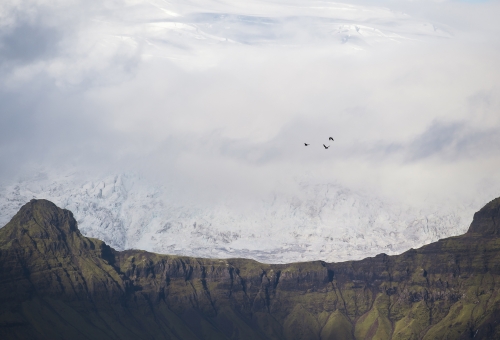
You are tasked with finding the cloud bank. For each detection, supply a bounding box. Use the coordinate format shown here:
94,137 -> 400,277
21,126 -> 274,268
1,0 -> 500,209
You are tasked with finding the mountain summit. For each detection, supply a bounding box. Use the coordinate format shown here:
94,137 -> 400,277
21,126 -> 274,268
1,199 -> 82,250
467,197 -> 500,236
1,198 -> 500,339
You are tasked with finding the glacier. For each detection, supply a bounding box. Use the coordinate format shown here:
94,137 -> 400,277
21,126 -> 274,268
0,170 -> 489,263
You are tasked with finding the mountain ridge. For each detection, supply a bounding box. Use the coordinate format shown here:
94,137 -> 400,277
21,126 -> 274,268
1,198 -> 500,339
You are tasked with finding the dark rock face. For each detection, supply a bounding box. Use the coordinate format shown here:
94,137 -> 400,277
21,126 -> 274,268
467,197 -> 500,236
1,199 -> 500,339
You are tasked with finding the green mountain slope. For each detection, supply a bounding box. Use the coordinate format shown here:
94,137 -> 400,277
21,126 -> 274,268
1,198 -> 500,339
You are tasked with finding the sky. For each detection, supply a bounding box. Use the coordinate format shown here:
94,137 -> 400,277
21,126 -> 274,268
1,0 -> 500,209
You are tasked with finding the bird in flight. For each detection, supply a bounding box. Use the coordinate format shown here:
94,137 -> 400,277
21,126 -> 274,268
329,137 -> 334,141
323,144 -> 330,149
304,143 -> 309,146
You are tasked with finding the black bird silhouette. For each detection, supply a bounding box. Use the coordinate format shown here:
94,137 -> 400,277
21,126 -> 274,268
329,137 -> 334,141
323,144 -> 330,149
304,143 -> 309,146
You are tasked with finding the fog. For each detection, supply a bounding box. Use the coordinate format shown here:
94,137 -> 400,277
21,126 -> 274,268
1,0 -> 500,208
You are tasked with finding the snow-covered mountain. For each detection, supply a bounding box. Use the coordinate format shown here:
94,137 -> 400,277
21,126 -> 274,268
1,0 -> 497,264
0,170 -> 489,263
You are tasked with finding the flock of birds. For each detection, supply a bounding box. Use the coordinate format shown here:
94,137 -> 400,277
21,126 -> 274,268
304,137 -> 334,149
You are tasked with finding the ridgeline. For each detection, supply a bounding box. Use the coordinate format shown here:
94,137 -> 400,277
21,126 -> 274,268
1,198 -> 500,339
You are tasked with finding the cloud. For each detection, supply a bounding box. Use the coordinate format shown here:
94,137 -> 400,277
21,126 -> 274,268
0,23 -> 61,64
0,0 -> 499,207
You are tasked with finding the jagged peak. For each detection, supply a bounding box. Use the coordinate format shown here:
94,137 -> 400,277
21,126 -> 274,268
467,197 -> 500,236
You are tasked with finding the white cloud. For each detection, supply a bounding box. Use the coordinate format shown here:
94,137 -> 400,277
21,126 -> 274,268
1,0 -> 499,208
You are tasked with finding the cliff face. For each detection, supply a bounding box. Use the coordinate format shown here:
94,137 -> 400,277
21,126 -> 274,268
467,197 -> 500,236
1,199 -> 500,339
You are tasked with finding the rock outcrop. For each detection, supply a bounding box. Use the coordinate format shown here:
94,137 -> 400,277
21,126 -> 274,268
1,199 -> 500,339
467,197 -> 500,236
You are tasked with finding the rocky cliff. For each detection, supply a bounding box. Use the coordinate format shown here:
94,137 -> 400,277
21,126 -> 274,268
1,199 -> 500,339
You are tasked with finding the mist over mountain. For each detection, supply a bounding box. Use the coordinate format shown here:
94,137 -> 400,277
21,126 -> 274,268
0,170 -> 495,263
1,0 -> 500,262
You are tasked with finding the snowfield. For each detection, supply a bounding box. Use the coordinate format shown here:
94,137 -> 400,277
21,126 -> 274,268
0,171 -> 488,263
